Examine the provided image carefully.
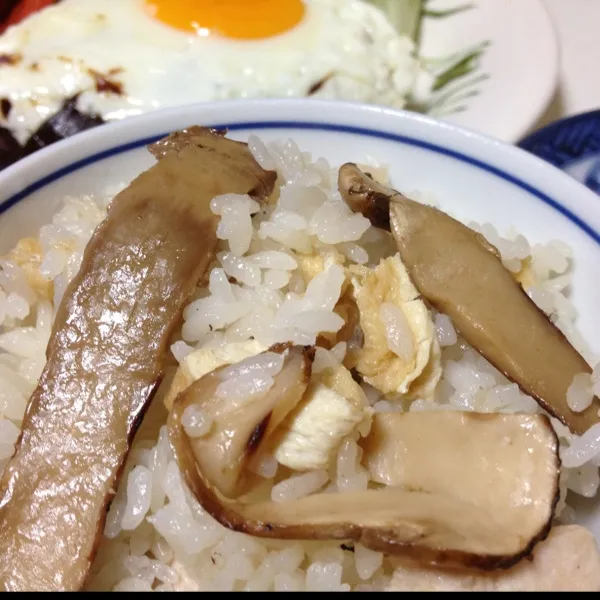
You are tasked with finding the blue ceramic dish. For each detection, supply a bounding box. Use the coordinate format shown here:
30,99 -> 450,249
520,110 -> 600,194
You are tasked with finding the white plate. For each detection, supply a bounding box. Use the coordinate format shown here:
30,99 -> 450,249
0,99 -> 598,547
420,0 -> 559,142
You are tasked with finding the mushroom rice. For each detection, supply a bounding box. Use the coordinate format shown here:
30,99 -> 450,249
0,131 -> 599,591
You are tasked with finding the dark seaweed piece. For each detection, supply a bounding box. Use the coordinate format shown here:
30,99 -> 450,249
22,95 -> 104,155
0,126 -> 23,171
1,98 -> 12,118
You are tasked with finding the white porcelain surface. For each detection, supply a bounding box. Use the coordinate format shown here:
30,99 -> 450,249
0,98 -> 598,540
422,0 -> 559,142
535,0 -> 600,131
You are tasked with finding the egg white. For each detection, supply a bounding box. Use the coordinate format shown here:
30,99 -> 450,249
0,0 -> 417,144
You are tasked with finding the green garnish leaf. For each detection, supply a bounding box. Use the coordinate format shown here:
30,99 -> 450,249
423,3 -> 474,18
364,0 -> 425,41
431,42 -> 489,92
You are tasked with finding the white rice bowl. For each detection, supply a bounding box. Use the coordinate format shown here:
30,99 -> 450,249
0,132 -> 599,591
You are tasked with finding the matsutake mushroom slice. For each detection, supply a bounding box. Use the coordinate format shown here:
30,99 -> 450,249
163,340 -> 268,413
165,341 -> 371,473
338,163 -> 600,436
362,412 -> 559,524
171,344 -> 315,498
0,127 -> 276,592
169,355 -> 560,571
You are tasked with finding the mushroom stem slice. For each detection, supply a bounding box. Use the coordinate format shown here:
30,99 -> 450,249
338,163 -> 600,436
170,352 -> 560,571
178,483 -> 555,571
338,163 -> 394,231
0,128 -> 276,592
362,412 -> 560,528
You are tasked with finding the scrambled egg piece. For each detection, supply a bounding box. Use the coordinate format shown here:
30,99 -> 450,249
405,335 -> 442,401
352,255 -> 441,399
296,249 -> 359,351
317,285 -> 360,352
272,363 -> 372,471
164,340 -> 266,411
4,237 -> 53,299
515,256 -> 538,289
296,248 -> 346,287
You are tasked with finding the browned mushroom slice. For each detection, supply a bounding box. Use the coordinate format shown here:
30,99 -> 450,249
169,354 -> 560,571
361,412 -> 559,527
0,127 -> 276,592
338,163 -> 600,436
173,344 -> 314,498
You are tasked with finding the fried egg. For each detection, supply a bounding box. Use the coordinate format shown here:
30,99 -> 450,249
0,0 -> 417,144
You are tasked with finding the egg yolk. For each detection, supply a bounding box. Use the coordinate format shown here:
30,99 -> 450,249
145,0 -> 305,40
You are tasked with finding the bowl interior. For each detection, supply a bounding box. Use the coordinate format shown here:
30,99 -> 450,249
1,99 -> 599,540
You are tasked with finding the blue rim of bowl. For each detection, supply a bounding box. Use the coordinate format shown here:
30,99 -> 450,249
519,110 -> 600,169
1,120 -> 599,245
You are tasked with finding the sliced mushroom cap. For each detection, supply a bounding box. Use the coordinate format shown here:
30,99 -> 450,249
169,349 -> 560,571
0,128 -> 276,592
338,163 -> 600,436
148,126 -> 277,201
362,412 -> 559,526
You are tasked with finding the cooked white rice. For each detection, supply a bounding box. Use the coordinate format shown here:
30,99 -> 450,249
0,135 -> 599,591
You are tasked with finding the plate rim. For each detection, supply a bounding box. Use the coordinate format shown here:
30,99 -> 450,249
430,0 -> 560,143
1,98 -> 598,230
1,117 -> 600,248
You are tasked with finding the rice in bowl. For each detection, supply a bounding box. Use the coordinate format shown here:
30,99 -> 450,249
0,134 -> 599,591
